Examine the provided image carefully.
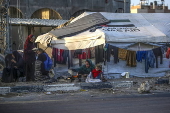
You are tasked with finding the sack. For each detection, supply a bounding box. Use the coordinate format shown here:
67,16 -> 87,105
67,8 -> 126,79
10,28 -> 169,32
43,53 -> 53,71
85,72 -> 101,83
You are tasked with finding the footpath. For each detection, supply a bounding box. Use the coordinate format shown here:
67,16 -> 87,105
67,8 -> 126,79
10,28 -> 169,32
0,76 -> 170,95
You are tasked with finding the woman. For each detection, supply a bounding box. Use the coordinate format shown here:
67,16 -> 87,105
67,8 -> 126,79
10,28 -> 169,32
72,59 -> 95,82
2,51 -> 24,82
36,48 -> 51,80
1,53 -> 13,83
23,34 -> 36,81
11,51 -> 24,81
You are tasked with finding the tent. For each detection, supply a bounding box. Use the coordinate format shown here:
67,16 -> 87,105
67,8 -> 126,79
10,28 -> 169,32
35,12 -> 170,78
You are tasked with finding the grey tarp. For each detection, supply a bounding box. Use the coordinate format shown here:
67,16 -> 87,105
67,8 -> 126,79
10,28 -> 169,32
49,13 -> 110,39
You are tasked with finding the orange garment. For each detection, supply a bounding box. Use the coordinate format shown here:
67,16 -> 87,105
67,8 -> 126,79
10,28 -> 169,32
166,48 -> 170,59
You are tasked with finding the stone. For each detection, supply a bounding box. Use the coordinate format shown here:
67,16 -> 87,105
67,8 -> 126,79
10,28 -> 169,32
0,87 -> 10,94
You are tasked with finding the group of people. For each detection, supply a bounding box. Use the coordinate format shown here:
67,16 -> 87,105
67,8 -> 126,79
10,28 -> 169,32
71,59 -> 105,82
1,34 -> 52,83
1,34 -> 105,83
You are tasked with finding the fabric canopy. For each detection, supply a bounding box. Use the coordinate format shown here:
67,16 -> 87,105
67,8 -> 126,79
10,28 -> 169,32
36,29 -> 105,50
35,12 -> 170,50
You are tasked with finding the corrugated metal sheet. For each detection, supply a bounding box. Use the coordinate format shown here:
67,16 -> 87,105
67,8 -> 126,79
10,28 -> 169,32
9,18 -> 69,26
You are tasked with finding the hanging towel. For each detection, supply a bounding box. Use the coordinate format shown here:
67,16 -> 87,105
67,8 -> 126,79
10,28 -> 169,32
118,48 -> 128,60
126,50 -> 136,67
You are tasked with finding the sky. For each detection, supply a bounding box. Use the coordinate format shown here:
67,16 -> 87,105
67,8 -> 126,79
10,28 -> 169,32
131,0 -> 170,9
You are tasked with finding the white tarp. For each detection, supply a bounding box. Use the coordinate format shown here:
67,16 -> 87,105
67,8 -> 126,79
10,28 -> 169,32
35,12 -> 170,50
35,12 -> 170,78
72,12 -> 170,42
104,57 -> 169,78
35,29 -> 105,50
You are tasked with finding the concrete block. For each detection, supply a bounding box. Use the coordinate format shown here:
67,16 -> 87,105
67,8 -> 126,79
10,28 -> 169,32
0,87 -> 10,94
112,81 -> 133,88
10,86 -> 44,93
43,84 -> 81,92
80,82 -> 113,89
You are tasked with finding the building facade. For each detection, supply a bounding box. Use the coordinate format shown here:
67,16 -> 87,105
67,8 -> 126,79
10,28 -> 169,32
8,0 -> 130,19
131,0 -> 170,13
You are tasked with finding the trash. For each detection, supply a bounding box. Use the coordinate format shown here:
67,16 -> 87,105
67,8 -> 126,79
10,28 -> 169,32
138,81 -> 150,94
155,78 -> 169,85
121,72 -> 130,78
46,92 -> 52,95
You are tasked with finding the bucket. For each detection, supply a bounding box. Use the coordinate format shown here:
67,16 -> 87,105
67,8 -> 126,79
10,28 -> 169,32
125,72 -> 130,78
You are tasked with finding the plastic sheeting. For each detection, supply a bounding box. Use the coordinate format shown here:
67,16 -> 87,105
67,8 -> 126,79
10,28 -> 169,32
36,29 -> 105,50
104,56 -> 169,78
76,12 -> 169,42
35,12 -> 170,50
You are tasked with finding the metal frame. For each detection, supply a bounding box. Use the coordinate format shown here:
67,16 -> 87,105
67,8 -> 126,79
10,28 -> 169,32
0,0 -> 11,54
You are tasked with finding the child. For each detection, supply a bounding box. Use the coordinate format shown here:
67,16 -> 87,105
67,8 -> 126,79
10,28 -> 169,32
92,64 -> 102,79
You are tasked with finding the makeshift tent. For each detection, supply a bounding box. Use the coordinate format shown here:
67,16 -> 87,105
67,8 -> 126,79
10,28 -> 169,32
35,12 -> 170,78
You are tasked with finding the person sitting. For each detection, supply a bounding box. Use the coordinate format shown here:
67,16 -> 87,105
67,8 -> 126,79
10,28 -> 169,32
2,51 -> 24,82
36,48 -> 52,81
92,64 -> 103,79
71,59 -> 95,82
85,64 -> 107,83
1,53 -> 13,83
11,51 -> 25,81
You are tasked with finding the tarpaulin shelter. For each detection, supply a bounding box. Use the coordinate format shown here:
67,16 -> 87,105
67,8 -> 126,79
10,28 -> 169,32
35,12 -> 170,78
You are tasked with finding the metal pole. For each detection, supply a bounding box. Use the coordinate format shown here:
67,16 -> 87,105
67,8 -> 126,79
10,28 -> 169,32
124,0 -> 126,13
5,0 -> 10,54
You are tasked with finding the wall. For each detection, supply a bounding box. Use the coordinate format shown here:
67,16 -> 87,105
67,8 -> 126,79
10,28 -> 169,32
9,0 -> 131,19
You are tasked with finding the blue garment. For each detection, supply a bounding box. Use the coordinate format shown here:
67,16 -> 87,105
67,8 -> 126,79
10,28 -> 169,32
145,50 -> 156,73
43,53 -> 53,71
136,51 -> 147,62
161,46 -> 167,54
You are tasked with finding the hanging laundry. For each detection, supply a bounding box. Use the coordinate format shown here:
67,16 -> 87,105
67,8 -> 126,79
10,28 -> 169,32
68,50 -> 74,69
95,45 -> 104,64
77,49 -> 91,59
136,51 -> 147,62
62,50 -> 69,64
52,48 -> 64,64
166,47 -> 170,59
126,50 -> 136,67
152,47 -> 163,68
107,44 -> 119,64
145,50 -> 156,73
52,48 -> 57,67
118,48 -> 128,60
90,47 -> 95,58
161,46 -> 167,54
57,49 -> 64,64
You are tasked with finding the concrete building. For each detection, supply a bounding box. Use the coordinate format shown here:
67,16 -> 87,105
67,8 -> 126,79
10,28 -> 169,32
9,0 -> 131,19
131,0 -> 170,13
